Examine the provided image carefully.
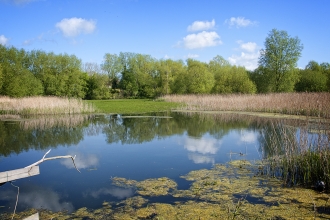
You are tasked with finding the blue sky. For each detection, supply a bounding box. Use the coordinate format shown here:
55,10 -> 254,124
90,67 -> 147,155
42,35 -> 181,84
1,0 -> 329,70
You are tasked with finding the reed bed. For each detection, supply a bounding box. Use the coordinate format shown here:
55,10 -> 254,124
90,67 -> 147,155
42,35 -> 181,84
162,93 -> 330,118
0,96 -> 95,115
19,114 -> 92,130
262,119 -> 330,189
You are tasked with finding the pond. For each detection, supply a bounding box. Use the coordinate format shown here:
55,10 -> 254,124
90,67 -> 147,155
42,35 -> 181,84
0,112 -> 329,219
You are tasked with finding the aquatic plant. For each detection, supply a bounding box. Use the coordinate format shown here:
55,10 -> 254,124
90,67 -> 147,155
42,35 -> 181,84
262,119 -> 330,189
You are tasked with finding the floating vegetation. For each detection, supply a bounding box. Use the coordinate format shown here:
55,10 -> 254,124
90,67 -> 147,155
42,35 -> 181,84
2,160 -> 330,219
111,177 -> 177,196
136,177 -> 177,196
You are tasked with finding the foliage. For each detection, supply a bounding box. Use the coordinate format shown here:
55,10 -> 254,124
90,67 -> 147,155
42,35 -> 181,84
295,61 -> 329,92
85,73 -> 110,100
209,56 -> 256,94
186,59 -> 214,94
258,29 -> 303,92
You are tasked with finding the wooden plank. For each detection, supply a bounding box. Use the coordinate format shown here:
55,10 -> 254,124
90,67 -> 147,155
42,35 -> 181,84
23,213 -> 39,220
0,166 -> 40,183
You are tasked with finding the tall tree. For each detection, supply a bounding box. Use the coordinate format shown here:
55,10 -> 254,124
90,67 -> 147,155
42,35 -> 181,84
186,59 -> 214,94
102,53 -> 123,88
258,29 -> 303,92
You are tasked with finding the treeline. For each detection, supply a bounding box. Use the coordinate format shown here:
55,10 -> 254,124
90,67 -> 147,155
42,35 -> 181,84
0,45 -> 257,99
0,30 -> 329,99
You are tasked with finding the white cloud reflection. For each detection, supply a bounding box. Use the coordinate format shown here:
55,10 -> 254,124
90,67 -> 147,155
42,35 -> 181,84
184,137 -> 220,154
239,131 -> 257,143
184,137 -> 221,164
188,153 -> 215,164
84,187 -> 134,199
60,152 -> 99,169
0,185 -> 74,212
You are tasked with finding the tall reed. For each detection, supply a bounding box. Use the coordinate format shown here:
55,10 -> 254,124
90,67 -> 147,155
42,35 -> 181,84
262,119 -> 330,189
0,96 -> 95,115
162,93 -> 330,118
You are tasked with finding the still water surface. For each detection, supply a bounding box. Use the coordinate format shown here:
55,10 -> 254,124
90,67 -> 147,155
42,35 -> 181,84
0,112 -> 306,213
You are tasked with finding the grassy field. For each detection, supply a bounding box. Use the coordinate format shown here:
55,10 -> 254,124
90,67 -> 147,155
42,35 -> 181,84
86,99 -> 182,114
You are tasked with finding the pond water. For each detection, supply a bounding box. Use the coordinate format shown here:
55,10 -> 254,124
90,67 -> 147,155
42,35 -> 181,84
0,112 -> 328,218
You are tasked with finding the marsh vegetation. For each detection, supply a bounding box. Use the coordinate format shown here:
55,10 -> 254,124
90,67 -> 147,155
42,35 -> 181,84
0,96 -> 95,115
162,92 -> 330,118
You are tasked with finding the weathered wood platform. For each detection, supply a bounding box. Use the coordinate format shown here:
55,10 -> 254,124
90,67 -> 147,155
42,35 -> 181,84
0,166 -> 40,184
23,213 -> 39,220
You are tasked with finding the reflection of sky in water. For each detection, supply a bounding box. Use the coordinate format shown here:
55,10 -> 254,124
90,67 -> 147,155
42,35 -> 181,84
60,152 -> 99,169
184,137 -> 221,164
0,184 -> 74,212
0,114 -> 264,213
84,187 -> 134,199
184,137 -> 220,155
188,153 -> 215,164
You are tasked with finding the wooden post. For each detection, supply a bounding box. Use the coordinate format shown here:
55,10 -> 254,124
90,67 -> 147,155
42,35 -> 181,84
0,166 -> 40,184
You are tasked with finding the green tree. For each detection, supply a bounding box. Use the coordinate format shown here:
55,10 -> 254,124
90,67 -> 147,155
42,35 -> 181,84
102,53 -> 123,88
295,61 -> 327,92
186,59 -> 214,94
258,29 -> 303,92
320,62 -> 330,91
0,64 -> 3,90
209,56 -> 256,94
156,59 -> 186,95
85,73 -> 110,99
0,46 -> 43,97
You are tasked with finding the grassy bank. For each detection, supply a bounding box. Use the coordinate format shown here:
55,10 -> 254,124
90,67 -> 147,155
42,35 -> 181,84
0,96 -> 95,115
87,99 -> 182,114
162,93 -> 330,118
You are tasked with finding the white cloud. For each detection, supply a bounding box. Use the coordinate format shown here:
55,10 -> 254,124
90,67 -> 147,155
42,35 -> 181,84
228,52 -> 259,70
240,42 -> 257,53
225,17 -> 257,28
186,53 -> 199,59
187,19 -> 215,32
228,41 -> 260,70
0,35 -> 9,45
182,31 -> 222,49
56,17 -> 96,37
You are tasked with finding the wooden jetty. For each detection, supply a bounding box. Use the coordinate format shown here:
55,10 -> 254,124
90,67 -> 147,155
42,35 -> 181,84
0,166 -> 40,184
0,150 -> 80,220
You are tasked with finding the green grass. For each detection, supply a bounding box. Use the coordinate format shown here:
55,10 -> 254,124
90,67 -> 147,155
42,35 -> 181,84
86,99 -> 182,114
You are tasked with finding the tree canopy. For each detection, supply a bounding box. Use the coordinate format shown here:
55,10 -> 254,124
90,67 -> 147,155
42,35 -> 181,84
258,29 -> 303,92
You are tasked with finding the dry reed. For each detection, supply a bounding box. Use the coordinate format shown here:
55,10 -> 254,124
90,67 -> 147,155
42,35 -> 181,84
0,96 -> 95,115
162,93 -> 330,118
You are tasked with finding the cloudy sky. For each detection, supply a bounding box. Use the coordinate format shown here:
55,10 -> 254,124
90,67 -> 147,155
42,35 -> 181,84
1,0 -> 329,70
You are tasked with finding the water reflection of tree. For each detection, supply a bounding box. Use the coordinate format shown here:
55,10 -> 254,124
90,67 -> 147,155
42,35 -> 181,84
0,115 -> 91,156
102,112 -> 258,145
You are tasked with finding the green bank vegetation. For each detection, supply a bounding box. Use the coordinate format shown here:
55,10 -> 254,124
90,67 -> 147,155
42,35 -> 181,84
87,99 -> 182,114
